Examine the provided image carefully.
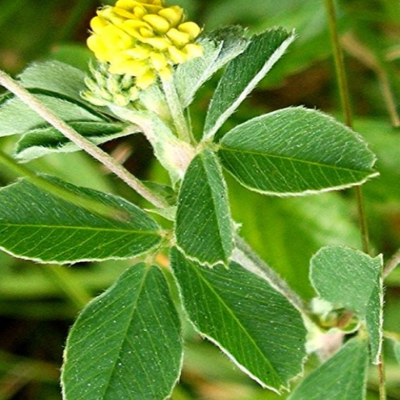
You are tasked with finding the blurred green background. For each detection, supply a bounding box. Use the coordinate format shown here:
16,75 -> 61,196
0,0 -> 400,399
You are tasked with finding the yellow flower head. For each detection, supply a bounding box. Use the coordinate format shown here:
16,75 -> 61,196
87,0 -> 203,89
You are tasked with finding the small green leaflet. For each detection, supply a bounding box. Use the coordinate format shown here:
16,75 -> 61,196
18,60 -> 88,105
218,107 -> 378,196
171,247 -> 307,392
175,25 -> 249,108
0,177 -> 161,263
288,338 -> 369,400
175,149 -> 234,267
62,263 -> 183,400
310,246 -> 382,317
365,276 -> 384,364
0,94 -> 105,137
15,121 -> 132,161
310,246 -> 383,362
203,28 -> 295,140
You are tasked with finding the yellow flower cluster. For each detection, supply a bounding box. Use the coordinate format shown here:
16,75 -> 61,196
87,0 -> 203,89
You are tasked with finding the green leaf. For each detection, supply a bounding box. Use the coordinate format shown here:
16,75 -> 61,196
310,246 -> 382,317
203,28 -> 295,140
288,338 -> 369,400
62,263 -> 182,400
18,60 -> 87,104
171,247 -> 307,392
0,93 -> 105,137
365,277 -> 384,364
218,107 -> 378,196
0,177 -> 161,263
175,26 -> 250,108
175,149 -> 233,267
15,121 -> 132,161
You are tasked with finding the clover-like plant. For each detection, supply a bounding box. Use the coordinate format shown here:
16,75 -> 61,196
0,0 -> 389,399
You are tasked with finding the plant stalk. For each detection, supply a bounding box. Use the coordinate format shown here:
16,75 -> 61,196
41,264 -> 92,310
0,69 -> 168,209
233,235 -> 307,315
325,1 -> 385,399
161,77 -> 191,143
324,0 -> 370,255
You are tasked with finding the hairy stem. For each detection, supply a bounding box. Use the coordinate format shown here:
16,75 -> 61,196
0,69 -> 168,209
161,77 -> 191,143
233,235 -> 307,316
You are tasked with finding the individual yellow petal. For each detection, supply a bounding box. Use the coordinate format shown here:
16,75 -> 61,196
143,37 -> 171,50
87,36 -> 110,61
158,65 -> 173,80
143,14 -> 170,33
158,6 -> 183,27
125,46 -> 151,59
109,59 -> 149,75
168,46 -> 187,64
101,25 -> 133,50
183,43 -> 203,59
135,70 -> 157,89
113,7 -> 137,19
90,16 -> 108,33
139,26 -> 154,38
178,21 -> 201,40
133,5 -> 146,18
121,19 -> 151,37
166,28 -> 190,46
101,8 -> 125,27
115,0 -> 136,10
150,52 -> 168,70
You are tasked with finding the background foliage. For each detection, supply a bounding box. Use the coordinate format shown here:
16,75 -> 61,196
0,0 -> 399,399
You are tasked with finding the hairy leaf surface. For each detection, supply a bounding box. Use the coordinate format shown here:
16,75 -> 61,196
288,338 -> 369,400
15,121 -> 132,161
175,149 -> 233,267
0,177 -> 161,263
203,28 -> 295,140
218,107 -> 377,195
171,248 -> 306,392
62,263 -> 182,400
0,94 -> 105,137
175,26 -> 249,108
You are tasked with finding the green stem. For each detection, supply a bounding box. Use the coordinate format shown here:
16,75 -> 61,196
324,0 -> 371,255
41,264 -> 92,310
233,235 -> 307,316
356,186 -> 370,254
0,69 -> 168,209
325,0 -> 353,128
0,150 -> 126,221
161,77 -> 191,142
383,248 -> 400,278
325,1 -> 384,399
